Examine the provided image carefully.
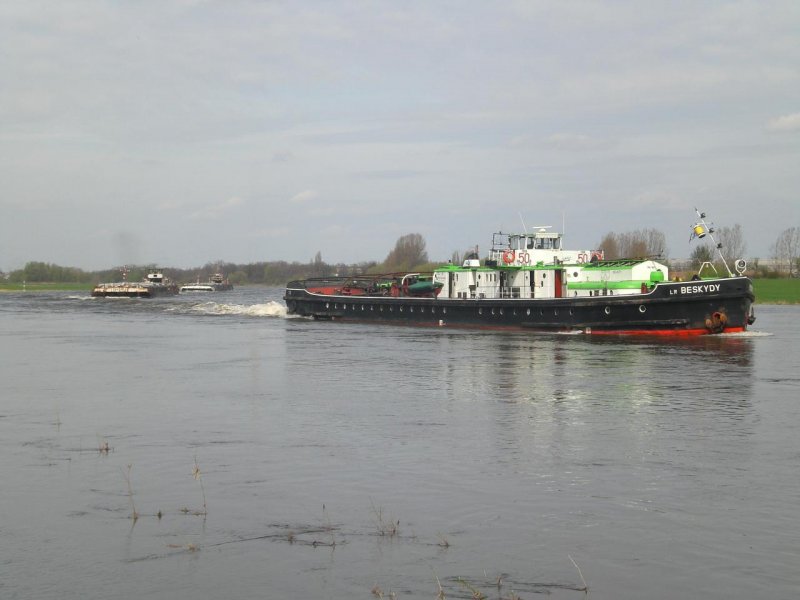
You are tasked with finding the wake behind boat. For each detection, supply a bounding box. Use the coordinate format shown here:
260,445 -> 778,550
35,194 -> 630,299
284,210 -> 756,336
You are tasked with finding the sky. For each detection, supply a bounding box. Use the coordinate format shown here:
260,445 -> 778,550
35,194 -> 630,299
2,0 -> 799,271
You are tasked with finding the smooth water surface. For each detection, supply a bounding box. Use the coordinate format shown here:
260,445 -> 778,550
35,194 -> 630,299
1,288 -> 798,599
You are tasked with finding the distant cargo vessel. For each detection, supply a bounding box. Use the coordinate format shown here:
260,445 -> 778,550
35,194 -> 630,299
92,269 -> 179,298
180,273 -> 233,293
285,210 -> 756,336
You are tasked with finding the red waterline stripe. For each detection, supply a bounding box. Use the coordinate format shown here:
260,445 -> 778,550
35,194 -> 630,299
328,317 -> 747,336
590,327 -> 746,337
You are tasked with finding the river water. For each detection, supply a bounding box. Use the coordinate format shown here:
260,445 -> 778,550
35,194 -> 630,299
0,288 -> 797,599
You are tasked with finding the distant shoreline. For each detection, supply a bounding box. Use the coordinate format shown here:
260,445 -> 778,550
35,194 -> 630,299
2,280 -> 797,304
0,284 -> 93,292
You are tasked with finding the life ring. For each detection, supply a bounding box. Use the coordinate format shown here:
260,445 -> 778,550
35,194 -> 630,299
502,250 -> 515,264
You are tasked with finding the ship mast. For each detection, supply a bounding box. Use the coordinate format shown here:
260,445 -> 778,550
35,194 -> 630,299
691,208 -> 733,277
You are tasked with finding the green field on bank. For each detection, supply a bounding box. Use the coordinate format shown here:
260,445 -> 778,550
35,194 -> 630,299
2,278 -> 799,303
752,278 -> 800,304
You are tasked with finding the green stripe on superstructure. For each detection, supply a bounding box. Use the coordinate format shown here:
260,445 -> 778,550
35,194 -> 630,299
567,281 -> 649,290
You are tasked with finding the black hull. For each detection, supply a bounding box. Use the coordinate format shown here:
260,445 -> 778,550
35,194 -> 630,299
285,277 -> 755,335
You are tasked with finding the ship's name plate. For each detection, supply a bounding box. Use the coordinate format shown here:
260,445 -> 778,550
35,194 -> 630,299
671,283 -> 721,295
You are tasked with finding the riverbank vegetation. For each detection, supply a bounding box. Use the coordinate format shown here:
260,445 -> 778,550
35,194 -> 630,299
2,232 -> 798,302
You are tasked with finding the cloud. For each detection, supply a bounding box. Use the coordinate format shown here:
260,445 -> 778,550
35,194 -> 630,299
545,133 -> 603,151
189,196 -> 244,220
628,190 -> 687,210
322,224 -> 347,236
271,151 -> 293,163
289,190 -> 318,204
2,2 -> 798,267
766,112 -> 800,132
247,226 -> 291,238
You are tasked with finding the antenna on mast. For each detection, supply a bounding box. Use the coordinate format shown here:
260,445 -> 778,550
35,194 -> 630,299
519,212 -> 527,233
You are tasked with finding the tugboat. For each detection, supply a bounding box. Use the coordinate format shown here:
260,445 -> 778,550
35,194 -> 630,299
92,268 -> 179,298
180,273 -> 234,293
284,210 -> 756,336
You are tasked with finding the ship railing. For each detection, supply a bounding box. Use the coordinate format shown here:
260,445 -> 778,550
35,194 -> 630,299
471,285 -> 505,299
463,285 -> 540,299
499,287 -> 524,299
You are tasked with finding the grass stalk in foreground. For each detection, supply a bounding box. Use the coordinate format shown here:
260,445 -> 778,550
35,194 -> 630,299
122,464 -> 138,522
369,499 -> 399,537
568,554 -> 589,594
192,456 -> 207,516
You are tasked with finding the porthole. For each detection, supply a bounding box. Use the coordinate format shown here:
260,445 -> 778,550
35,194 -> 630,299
554,309 -> 559,316
499,308 -> 504,315
342,303 -> 346,310
361,305 -> 365,311
399,306 -> 404,312
478,308 -> 483,315
380,305 -> 384,312
604,306 -> 611,315
639,305 -> 646,313
431,306 -> 436,314
334,303 -> 338,309
442,307 -> 447,314
491,308 -> 495,315
410,306 -> 414,313
540,309 -> 544,316
370,305 -> 374,311
526,308 -> 531,316
420,306 -> 425,313
569,309 -> 574,315
389,306 -> 393,312
326,302 -> 330,309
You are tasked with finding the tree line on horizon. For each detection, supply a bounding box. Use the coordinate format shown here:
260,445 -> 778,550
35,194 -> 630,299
597,224 -> 799,277
3,226 -> 799,284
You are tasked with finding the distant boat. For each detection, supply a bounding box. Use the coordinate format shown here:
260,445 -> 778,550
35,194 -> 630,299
179,284 -> 216,293
180,273 -> 233,293
92,269 -> 179,298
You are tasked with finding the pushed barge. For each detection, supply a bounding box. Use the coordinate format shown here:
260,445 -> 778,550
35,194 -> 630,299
180,273 -> 234,293
92,270 -> 179,298
285,213 -> 755,336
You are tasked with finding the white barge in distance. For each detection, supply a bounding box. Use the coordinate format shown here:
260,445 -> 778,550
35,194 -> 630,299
180,273 -> 233,293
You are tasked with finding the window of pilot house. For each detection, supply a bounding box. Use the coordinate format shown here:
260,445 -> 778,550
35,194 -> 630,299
527,237 -> 535,249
